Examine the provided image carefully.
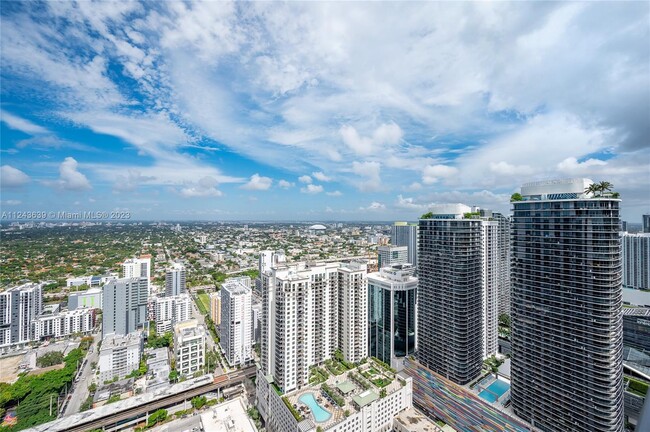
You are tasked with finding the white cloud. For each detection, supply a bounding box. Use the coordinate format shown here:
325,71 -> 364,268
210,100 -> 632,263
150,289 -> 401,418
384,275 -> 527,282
278,179 -> 295,188
312,171 -> 332,182
298,175 -> 312,184
359,201 -> 386,211
241,174 -> 273,190
114,169 -> 155,192
326,190 -> 342,196
395,195 -> 428,210
1,165 -> 31,188
1,200 -> 22,206
45,157 -> 92,191
178,176 -> 223,198
406,182 -> 422,191
339,123 -> 403,156
422,164 -> 459,184
1,110 -> 49,135
489,161 -> 533,176
351,161 -> 382,192
300,184 -> 324,194
556,157 -> 607,174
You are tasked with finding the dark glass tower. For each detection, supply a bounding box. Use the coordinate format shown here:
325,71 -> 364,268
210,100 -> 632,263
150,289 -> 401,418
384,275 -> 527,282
511,179 -> 623,432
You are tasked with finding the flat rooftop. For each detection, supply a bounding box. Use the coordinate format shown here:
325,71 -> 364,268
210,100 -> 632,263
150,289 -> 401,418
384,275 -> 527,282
352,390 -> 379,408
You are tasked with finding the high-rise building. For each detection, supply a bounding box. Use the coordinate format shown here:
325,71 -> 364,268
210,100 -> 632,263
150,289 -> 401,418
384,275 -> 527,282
0,282 -> 43,349
210,292 -> 221,326
122,256 -> 151,294
490,211 -> 511,316
510,178 -> 623,432
220,281 -> 252,367
98,332 -> 143,382
165,263 -> 186,297
417,204 -> 501,384
377,245 -> 408,269
261,260 -> 368,393
621,233 -> 650,290
643,214 -> 650,233
173,319 -> 206,377
392,222 -> 418,268
623,308 -> 650,353
368,264 -> 417,369
153,294 -> 191,334
102,277 -> 149,337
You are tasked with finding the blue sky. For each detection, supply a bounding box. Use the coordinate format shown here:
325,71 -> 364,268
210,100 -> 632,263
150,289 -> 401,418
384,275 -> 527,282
1,1 -> 648,221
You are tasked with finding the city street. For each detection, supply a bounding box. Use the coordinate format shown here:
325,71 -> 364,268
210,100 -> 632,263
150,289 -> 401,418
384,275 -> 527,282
190,296 -> 230,374
62,331 -> 101,417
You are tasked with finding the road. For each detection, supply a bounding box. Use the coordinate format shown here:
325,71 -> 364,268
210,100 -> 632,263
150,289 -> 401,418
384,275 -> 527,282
61,331 -> 101,417
189,296 -> 229,373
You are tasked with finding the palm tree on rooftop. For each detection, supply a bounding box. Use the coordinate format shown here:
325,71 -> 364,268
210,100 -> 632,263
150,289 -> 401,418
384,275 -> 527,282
584,183 -> 600,197
599,181 -> 614,195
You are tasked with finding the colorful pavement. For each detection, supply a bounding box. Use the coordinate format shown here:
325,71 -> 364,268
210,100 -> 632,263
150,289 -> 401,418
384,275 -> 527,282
403,358 -> 531,432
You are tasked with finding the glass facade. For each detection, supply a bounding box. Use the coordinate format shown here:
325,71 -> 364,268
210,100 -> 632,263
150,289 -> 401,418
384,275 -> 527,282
369,282 -> 416,363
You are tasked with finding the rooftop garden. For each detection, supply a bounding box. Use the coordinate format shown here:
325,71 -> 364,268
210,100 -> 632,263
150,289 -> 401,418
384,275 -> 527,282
585,181 -> 619,198
624,376 -> 648,397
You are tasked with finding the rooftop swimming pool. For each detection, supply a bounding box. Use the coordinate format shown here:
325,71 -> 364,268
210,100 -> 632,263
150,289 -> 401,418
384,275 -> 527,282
478,379 -> 510,403
299,392 -> 332,423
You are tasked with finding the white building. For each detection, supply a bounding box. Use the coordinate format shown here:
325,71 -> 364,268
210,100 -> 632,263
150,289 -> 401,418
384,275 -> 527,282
98,332 -> 143,382
102,277 -> 149,338
173,319 -> 206,378
622,232 -> 650,290
68,287 -> 103,310
0,282 -> 43,350
153,294 -> 191,334
210,292 -> 221,326
220,281 -> 252,367
66,274 -> 116,288
377,245 -> 408,269
33,308 -> 96,340
391,222 -> 418,269
122,256 -> 151,294
165,262 -> 186,297
224,275 -> 252,290
261,260 -> 368,393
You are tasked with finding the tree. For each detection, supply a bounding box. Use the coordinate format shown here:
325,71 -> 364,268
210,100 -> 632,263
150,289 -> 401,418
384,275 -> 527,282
168,370 -> 179,383
191,396 -> 207,410
585,183 -> 600,197
147,409 -> 168,427
510,192 -> 523,202
498,313 -> 511,328
598,181 -> 613,194
420,212 -> 434,219
36,351 -> 65,368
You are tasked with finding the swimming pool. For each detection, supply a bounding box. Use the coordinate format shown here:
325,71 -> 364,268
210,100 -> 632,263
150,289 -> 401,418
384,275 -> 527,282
299,392 -> 332,423
478,379 -> 510,403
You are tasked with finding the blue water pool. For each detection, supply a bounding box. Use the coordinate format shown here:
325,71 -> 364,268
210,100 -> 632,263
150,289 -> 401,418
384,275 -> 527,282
299,392 -> 332,423
478,379 -> 510,403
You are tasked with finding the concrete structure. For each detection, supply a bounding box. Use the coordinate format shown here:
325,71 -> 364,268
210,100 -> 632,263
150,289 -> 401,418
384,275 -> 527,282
510,178 -> 623,432
623,308 -> 650,353
220,281 -> 253,367
173,319 -> 206,377
377,245 -> 408,269
261,260 -> 368,393
153,294 -> 191,334
102,277 -> 148,337
622,233 -> 650,290
391,222 -> 418,270
210,292 -> 221,326
644,214 -> 650,233
225,275 -> 252,290
257,361 -> 413,432
66,274 -> 116,288
164,262 -> 186,297
417,205 -> 502,384
122,256 -> 151,294
68,287 -> 103,310
33,308 -> 96,340
368,264 -> 418,369
0,282 -> 43,349
251,303 -> 262,344
490,211 -> 511,316
98,332 -> 143,382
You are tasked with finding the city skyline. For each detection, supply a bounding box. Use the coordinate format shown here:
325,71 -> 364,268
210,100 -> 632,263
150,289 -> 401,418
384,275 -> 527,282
1,2 -> 648,222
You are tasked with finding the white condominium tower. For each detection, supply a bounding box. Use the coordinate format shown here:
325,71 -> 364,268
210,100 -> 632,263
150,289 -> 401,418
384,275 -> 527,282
391,222 -> 418,268
621,232 -> 650,290
511,178 -> 623,432
377,245 -> 408,269
122,256 -> 151,293
261,260 -> 368,392
165,262 -> 186,296
417,204 -> 503,384
0,282 -> 43,349
154,294 -> 191,334
220,280 -> 253,367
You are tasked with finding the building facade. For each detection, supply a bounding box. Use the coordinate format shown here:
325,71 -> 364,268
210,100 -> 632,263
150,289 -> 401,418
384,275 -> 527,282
510,178 -> 623,432
33,308 -> 96,340
0,282 -> 43,349
68,287 -> 103,310
210,292 -> 221,326
220,281 -> 253,366
153,294 -> 191,334
417,204 -> 501,385
102,277 -> 149,337
623,308 -> 650,353
377,245 -> 408,269
261,260 -> 368,393
391,222 -> 418,269
622,233 -> 650,290
173,319 -> 206,377
368,264 -> 417,369
122,256 -> 151,294
165,263 -> 186,297
98,332 -> 143,382
643,214 -> 650,233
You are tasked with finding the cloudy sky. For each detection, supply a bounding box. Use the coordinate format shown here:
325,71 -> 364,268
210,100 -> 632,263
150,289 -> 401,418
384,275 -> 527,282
1,1 -> 648,221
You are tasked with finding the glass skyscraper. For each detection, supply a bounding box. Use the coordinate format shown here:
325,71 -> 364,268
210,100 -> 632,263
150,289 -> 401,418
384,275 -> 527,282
511,178 -> 623,432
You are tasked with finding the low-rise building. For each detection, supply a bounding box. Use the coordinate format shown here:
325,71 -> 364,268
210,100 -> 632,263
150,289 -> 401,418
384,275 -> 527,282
173,319 -> 206,378
68,287 -> 103,310
33,308 -> 96,340
99,332 -> 143,383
